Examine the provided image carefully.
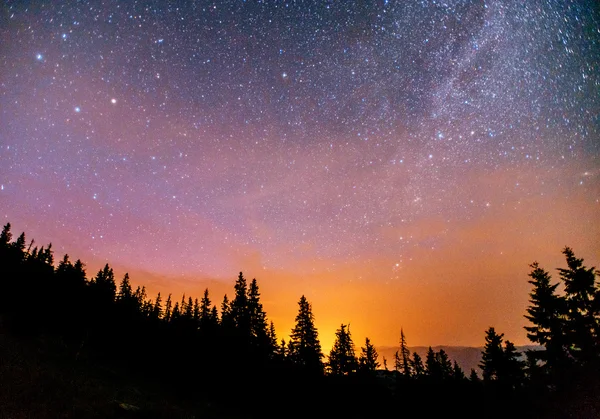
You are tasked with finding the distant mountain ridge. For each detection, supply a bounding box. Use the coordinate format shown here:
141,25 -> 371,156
376,345 -> 542,375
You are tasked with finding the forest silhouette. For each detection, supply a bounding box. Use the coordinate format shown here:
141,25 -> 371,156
0,222 -> 598,418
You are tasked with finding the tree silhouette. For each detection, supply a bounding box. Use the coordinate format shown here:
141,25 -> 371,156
411,352 -> 425,378
399,328 -> 411,377
231,272 -> 250,337
164,294 -> 172,322
558,247 -> 599,364
480,327 -> 504,382
437,349 -> 453,379
452,360 -> 466,381
90,263 -> 116,305
503,340 -> 525,389
328,324 -> 358,376
358,337 -> 379,372
288,295 -> 323,374
524,262 -> 567,372
425,346 -> 446,380
247,278 -> 270,351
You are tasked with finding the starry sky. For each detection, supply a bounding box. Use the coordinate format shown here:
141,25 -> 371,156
1,0 -> 599,350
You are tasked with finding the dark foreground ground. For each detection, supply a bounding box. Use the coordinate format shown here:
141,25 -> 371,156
0,331 -> 245,419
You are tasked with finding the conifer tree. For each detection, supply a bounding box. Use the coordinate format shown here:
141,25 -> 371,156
171,302 -> 180,321
118,273 -> 133,301
469,369 -> 480,382
184,296 -> 193,320
164,294 -> 172,322
359,337 -> 380,372
210,305 -> 219,324
524,262 -> 567,370
328,324 -> 358,376
267,321 -> 278,354
452,360 -> 466,381
220,294 -> 234,331
14,232 -> 26,254
288,295 -> 323,374
394,350 -> 401,372
0,223 -> 12,247
247,278 -> 269,346
480,327 -> 504,382
200,289 -> 211,320
558,247 -> 599,364
231,272 -> 250,336
437,349 -> 453,379
399,328 -> 411,377
193,298 -> 200,322
411,352 -> 425,377
277,338 -> 287,360
153,292 -> 163,319
503,340 -> 525,389
425,346 -> 439,378
90,263 -> 116,304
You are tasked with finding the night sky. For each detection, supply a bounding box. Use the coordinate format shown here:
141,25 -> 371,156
1,0 -> 599,349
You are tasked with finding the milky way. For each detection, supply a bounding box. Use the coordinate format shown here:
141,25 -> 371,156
1,1 -> 598,347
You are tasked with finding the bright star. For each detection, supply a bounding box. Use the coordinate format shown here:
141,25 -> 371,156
74,106 -> 81,113
36,53 -> 43,61
111,98 -> 117,104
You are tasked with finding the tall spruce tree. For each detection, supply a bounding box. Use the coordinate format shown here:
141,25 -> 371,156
231,272 -> 250,337
437,349 -> 453,379
524,262 -> 567,370
452,360 -> 466,381
399,328 -> 412,377
411,352 -> 425,377
425,346 -> 440,379
558,247 -> 599,364
359,337 -> 379,372
164,294 -> 172,322
480,327 -> 505,382
288,295 -> 323,374
247,278 -> 269,348
328,324 -> 358,376
503,340 -> 525,389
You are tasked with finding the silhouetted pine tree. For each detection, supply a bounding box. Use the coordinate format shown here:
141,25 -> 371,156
171,302 -> 180,321
399,328 -> 411,377
480,327 -> 504,382
328,324 -> 358,376
192,298 -> 200,322
220,294 -> 234,332
267,321 -> 278,356
425,346 -> 440,379
469,369 -> 480,382
558,247 -> 599,364
152,292 -> 163,320
437,349 -> 453,379
90,264 -> 116,305
411,352 -> 425,377
0,223 -> 11,246
452,360 -> 466,381
503,340 -> 525,389
231,272 -> 251,338
200,289 -> 211,321
359,337 -> 379,372
394,350 -> 401,372
247,278 -> 269,351
210,305 -> 219,324
164,294 -> 172,322
525,262 -> 567,373
184,296 -> 193,320
288,295 -> 323,374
